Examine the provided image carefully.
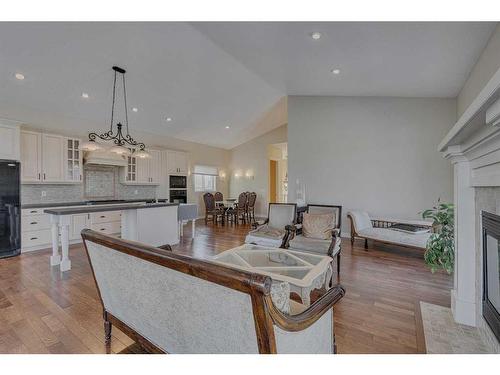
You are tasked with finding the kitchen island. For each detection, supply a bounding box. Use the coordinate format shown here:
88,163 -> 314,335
45,202 -> 179,272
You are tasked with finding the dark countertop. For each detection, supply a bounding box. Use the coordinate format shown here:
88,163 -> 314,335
22,198 -> 168,209
44,202 -> 178,216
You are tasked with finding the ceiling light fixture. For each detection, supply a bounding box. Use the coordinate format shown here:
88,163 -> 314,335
225,126 -> 230,129
331,68 -> 341,75
132,107 -> 138,112
14,73 -> 25,80
311,32 -> 322,40
80,66 -> 150,158
81,92 -> 89,99
166,117 -> 172,122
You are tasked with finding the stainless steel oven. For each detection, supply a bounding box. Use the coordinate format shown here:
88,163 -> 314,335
170,190 -> 187,204
169,175 -> 187,189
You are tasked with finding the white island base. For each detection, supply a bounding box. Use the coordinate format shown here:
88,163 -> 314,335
47,203 -> 179,272
121,205 -> 179,246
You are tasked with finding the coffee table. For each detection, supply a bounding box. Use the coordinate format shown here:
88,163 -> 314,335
212,244 -> 333,306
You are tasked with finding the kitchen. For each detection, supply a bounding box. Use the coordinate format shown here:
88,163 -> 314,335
0,118 -> 196,268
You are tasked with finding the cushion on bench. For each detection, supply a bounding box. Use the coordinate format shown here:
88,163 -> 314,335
357,227 -> 430,249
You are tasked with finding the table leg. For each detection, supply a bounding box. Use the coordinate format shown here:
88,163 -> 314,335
191,219 -> 195,239
50,215 -> 61,266
59,216 -> 71,272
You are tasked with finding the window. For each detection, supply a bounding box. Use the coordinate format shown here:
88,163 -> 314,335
193,165 -> 218,192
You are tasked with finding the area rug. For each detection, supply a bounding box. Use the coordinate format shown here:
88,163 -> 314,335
420,301 -> 492,353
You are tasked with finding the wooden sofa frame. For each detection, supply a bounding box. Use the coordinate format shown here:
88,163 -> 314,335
347,214 -> 434,251
81,229 -> 345,354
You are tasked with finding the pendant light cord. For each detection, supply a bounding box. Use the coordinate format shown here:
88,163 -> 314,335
110,69 -> 117,133
122,73 -> 130,136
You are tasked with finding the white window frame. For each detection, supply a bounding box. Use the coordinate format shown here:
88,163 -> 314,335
193,165 -> 218,192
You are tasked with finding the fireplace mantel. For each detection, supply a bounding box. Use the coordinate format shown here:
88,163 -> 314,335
439,66 -> 500,340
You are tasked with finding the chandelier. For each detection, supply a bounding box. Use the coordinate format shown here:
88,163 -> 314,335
80,66 -> 150,158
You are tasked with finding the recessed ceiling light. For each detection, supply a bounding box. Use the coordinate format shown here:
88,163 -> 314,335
14,73 -> 25,80
225,126 -> 230,129
166,117 -> 172,122
132,107 -> 138,112
331,68 -> 341,75
311,32 -> 321,40
81,92 -> 89,99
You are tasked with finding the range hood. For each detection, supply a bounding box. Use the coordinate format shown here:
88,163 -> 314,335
83,150 -> 128,167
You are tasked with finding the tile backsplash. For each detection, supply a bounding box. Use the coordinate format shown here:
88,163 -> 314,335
21,165 -> 157,205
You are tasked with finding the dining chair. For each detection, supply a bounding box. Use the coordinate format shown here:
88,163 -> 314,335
235,192 -> 248,224
246,192 -> 257,224
203,192 -> 225,224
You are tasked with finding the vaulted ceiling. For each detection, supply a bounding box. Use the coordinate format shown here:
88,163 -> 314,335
0,22 -> 496,149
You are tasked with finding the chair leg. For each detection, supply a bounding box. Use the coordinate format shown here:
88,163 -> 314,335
103,311 -> 112,346
337,252 -> 341,281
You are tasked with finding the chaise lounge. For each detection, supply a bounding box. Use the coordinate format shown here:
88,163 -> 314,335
82,229 -> 345,354
347,210 -> 433,250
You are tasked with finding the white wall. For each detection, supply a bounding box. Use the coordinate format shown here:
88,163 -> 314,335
458,24 -> 500,117
229,125 -> 287,216
288,96 -> 456,235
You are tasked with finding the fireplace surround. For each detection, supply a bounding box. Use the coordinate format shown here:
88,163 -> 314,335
439,66 -> 500,352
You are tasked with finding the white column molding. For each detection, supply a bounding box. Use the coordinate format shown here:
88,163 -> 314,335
450,159 -> 477,326
50,215 -> 61,266
59,215 -> 72,272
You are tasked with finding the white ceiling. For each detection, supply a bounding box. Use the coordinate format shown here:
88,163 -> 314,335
194,22 -> 497,97
0,22 -> 496,149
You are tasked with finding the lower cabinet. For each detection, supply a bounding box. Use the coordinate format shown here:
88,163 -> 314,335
21,207 -> 122,252
71,213 -> 90,240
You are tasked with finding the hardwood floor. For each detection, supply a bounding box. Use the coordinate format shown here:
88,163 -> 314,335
0,221 -> 452,354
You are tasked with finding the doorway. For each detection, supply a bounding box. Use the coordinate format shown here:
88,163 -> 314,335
268,143 -> 288,203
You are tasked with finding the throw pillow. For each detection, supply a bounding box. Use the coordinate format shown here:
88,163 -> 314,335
302,212 -> 335,240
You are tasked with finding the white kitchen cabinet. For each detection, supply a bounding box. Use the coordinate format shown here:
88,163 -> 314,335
64,138 -> 82,183
136,156 -> 150,184
70,213 -> 89,240
167,150 -> 188,175
0,122 -> 20,160
149,150 -> 162,183
124,154 -> 137,183
123,149 -> 161,185
20,131 -> 42,182
21,131 -> 74,184
41,134 -> 64,182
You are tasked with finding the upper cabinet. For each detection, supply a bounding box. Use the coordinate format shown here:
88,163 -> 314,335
167,150 -> 188,175
20,131 -> 42,183
41,134 -> 64,182
121,149 -> 161,185
0,122 -> 20,161
65,138 -> 82,182
20,130 -> 80,184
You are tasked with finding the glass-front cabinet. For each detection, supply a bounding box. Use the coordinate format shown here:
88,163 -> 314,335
126,152 -> 137,182
65,138 -> 82,182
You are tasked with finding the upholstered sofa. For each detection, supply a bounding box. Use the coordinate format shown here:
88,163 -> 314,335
82,229 -> 345,354
347,210 -> 432,250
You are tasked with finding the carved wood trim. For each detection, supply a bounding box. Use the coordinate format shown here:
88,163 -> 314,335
266,285 -> 345,332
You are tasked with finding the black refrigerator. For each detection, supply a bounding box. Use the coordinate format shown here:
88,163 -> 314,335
0,160 -> 20,258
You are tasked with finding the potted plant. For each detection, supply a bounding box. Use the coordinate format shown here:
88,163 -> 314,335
421,200 -> 455,274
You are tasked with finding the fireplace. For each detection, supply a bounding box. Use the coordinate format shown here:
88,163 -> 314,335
482,211 -> 500,342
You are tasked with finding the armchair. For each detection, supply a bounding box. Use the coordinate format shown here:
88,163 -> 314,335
245,203 -> 297,248
287,204 -> 342,279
